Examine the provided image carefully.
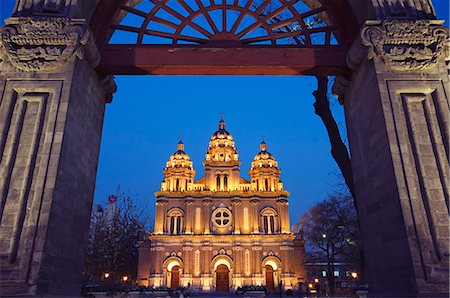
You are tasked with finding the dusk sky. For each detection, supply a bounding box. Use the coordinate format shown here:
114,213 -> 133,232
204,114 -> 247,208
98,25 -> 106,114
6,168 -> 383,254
0,1 -> 448,227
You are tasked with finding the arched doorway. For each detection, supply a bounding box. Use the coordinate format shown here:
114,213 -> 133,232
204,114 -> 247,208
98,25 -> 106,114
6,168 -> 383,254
215,264 -> 229,292
170,265 -> 180,289
265,265 -> 275,291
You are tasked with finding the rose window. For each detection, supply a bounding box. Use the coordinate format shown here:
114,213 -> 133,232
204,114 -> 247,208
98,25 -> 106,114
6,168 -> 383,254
212,208 -> 232,227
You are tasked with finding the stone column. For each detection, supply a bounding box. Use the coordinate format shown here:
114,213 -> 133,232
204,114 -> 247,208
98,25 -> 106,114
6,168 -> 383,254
202,199 -> 212,234
333,19 -> 449,297
0,16 -> 115,296
250,199 -> 260,234
231,198 -> 241,234
276,198 -> 290,233
201,244 -> 213,291
184,199 -> 194,234
154,199 -> 168,234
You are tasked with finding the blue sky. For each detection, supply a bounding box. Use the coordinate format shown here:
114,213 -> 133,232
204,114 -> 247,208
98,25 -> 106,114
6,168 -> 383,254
1,1 -> 448,226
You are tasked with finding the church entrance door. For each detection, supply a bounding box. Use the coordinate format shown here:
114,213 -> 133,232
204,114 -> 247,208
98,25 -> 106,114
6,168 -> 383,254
216,264 -> 229,292
170,266 -> 180,289
265,265 -> 275,291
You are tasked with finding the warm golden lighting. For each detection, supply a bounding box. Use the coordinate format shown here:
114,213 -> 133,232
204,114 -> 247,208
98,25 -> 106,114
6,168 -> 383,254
351,272 -> 358,279
308,283 -> 313,288
122,276 -> 128,282
314,278 -> 319,283
104,273 -> 110,279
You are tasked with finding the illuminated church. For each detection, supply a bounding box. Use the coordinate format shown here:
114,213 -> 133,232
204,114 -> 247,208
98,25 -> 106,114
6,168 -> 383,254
137,119 -> 306,292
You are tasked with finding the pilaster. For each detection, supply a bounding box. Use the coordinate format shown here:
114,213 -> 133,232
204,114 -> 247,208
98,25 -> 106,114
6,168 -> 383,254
184,199 -> 194,234
0,15 -> 116,296
276,198 -> 290,233
154,199 -> 168,234
250,199 -> 260,234
202,199 -> 212,234
334,19 -> 449,297
231,198 -> 241,234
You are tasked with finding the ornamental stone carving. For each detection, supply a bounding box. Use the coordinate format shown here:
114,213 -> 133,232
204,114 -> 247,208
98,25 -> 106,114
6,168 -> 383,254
0,17 -> 99,72
361,19 -> 449,71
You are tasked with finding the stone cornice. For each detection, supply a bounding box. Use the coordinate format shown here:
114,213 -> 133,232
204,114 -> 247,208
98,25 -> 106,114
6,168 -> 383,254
148,233 -> 297,242
0,17 -> 100,72
333,19 -> 449,103
346,19 -> 449,72
154,189 -> 290,198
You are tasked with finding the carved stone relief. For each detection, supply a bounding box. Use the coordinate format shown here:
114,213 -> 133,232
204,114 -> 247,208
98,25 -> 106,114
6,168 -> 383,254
362,19 -> 449,71
0,17 -> 99,72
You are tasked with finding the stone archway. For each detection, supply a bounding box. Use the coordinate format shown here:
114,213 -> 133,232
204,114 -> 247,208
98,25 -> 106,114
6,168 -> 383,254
163,257 -> 183,289
0,0 -> 448,297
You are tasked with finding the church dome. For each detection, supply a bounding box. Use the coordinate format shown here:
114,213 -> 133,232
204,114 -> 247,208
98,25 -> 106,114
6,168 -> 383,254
251,141 -> 279,169
211,120 -> 233,141
205,119 -> 239,163
166,141 -> 193,169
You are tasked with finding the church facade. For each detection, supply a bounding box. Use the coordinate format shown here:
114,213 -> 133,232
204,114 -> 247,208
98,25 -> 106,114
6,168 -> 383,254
137,120 -> 306,292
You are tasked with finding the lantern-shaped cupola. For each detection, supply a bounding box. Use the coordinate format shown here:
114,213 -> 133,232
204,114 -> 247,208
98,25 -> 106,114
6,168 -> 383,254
161,141 -> 195,191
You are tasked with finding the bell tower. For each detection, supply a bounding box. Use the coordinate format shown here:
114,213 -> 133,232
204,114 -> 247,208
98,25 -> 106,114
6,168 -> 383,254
249,141 -> 283,191
161,141 -> 195,192
203,119 -> 241,191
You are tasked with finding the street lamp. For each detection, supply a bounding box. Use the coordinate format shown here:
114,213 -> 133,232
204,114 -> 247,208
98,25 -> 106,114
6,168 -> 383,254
314,278 -> 319,283
122,276 -> 129,282
104,273 -> 110,279
322,233 -> 327,238
351,272 -> 358,279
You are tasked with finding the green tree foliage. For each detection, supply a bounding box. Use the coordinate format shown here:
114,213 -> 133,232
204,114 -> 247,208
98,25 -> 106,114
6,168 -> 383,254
297,194 -> 361,295
84,191 -> 148,283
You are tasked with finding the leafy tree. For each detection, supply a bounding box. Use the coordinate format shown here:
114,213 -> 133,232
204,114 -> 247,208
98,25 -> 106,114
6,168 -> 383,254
84,190 -> 148,284
297,194 -> 361,295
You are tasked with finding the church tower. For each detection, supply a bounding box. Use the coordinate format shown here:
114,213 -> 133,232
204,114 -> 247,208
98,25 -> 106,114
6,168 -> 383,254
249,141 -> 283,192
204,119 -> 240,191
138,119 -> 306,292
161,141 -> 195,192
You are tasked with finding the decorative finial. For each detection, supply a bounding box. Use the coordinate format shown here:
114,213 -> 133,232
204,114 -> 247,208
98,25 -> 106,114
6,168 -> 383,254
218,112 -> 226,129
177,136 -> 184,151
260,136 -> 267,151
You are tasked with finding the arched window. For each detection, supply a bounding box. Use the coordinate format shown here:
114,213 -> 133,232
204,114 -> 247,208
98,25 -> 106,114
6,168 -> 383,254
175,179 -> 180,191
261,209 -> 277,234
265,179 -> 269,191
168,209 -> 184,235
185,180 -> 188,190
224,175 -> 228,190
216,175 -> 221,190
256,180 -> 259,191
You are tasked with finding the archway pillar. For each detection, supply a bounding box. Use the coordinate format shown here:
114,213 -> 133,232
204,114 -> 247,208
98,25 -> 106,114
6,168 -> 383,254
0,16 -> 115,296
334,19 -> 449,297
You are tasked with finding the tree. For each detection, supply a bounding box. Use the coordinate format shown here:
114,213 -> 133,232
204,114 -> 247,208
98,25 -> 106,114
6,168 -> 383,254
297,194 -> 361,295
84,190 -> 148,284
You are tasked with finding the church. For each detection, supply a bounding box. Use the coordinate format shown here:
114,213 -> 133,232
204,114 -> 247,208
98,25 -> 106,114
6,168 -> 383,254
137,119 -> 306,292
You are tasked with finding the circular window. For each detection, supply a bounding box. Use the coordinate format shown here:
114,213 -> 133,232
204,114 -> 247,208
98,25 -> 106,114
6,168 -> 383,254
212,208 -> 232,227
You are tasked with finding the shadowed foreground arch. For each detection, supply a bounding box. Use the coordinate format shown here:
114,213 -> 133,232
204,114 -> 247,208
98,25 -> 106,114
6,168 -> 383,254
90,0 -> 358,75
0,0 -> 448,297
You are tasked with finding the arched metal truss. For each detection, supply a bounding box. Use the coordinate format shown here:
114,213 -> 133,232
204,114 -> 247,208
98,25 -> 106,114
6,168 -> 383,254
91,0 -> 358,75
